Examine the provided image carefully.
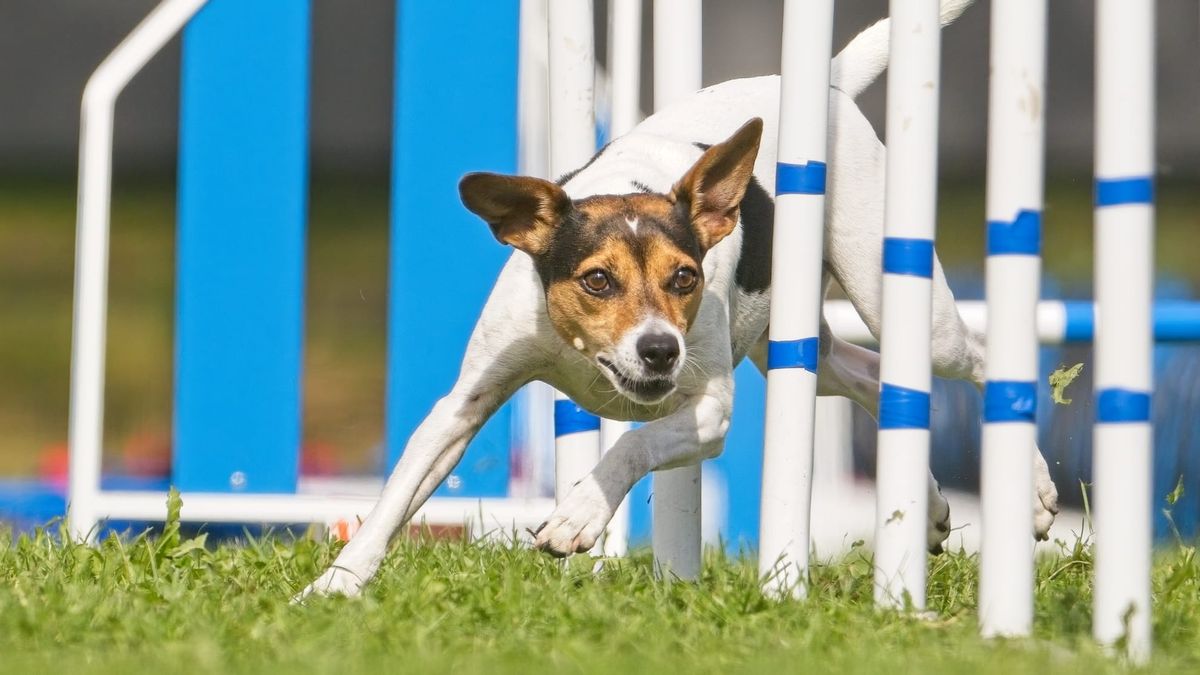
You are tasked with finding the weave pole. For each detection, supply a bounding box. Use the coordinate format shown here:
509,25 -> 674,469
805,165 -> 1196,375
651,0 -> 703,581
600,0 -> 642,560
548,0 -> 603,549
758,0 -> 834,599
1092,0 -> 1155,662
873,0 -> 941,610
979,0 -> 1047,637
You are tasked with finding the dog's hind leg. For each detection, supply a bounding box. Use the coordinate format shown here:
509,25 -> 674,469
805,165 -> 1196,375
926,266 -> 1059,540
830,244 -> 1059,540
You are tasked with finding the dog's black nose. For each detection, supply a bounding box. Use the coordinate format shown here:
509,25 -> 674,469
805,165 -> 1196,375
636,333 -> 680,374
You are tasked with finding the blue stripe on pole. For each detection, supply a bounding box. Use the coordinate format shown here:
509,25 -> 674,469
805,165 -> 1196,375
175,0 -> 310,493
983,380 -> 1037,423
1096,388 -> 1152,423
882,238 -> 934,278
1063,301 -> 1094,342
766,338 -> 819,372
986,209 -> 1041,255
1095,176 -> 1154,207
776,161 -> 827,195
878,383 -> 931,429
554,400 -> 601,437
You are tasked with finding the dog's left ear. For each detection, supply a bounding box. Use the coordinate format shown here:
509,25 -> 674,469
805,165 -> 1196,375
671,117 -> 763,252
460,173 -> 571,256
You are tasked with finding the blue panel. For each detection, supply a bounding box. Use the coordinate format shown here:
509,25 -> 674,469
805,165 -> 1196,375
387,0 -> 520,497
712,361 -> 767,551
175,0 -> 310,493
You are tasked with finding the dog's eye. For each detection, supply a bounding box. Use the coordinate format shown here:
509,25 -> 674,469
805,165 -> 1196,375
581,269 -> 612,294
672,267 -> 698,292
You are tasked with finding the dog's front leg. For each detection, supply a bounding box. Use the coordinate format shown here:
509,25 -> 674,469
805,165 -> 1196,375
297,384 -> 507,599
297,260 -> 548,598
533,393 -> 731,557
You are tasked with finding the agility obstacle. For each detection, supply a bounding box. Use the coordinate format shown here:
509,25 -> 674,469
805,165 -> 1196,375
67,0 -> 554,539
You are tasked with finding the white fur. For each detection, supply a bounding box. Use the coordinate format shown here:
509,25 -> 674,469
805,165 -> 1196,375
298,0 -> 1058,599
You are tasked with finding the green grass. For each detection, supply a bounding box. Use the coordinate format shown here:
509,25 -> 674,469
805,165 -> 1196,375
2,502 -> 1198,674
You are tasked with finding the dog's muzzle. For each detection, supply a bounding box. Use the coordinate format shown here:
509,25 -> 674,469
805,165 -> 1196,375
598,356 -> 677,403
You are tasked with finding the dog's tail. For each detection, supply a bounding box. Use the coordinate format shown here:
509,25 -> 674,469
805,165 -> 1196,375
830,0 -> 976,101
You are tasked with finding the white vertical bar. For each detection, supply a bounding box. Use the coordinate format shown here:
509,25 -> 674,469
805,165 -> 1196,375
1093,0 -> 1155,662
68,0 -> 211,541
592,0 -> 642,557
548,0 -> 604,550
759,0 -> 834,599
548,0 -> 598,178
516,0 -> 557,501
873,0 -> 941,611
650,0 -> 703,581
979,0 -> 1046,638
519,0 -> 550,180
652,0 -> 701,109
608,0 -> 642,138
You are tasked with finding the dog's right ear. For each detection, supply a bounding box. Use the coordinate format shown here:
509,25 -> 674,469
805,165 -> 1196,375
459,173 -> 571,256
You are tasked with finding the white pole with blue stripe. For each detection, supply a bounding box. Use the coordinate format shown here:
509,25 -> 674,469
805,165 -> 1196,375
873,0 -> 941,611
548,0 -> 604,551
1093,0 -> 1155,661
599,0 -> 642,560
758,0 -> 834,599
651,0 -> 703,581
979,0 -> 1046,638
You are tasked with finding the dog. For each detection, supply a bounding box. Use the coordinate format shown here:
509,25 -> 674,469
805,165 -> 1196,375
299,0 -> 1058,599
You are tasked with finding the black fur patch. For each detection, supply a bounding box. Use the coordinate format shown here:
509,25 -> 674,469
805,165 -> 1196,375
692,142 -> 712,151
555,142 -> 610,186
733,176 -> 774,295
631,180 -> 655,194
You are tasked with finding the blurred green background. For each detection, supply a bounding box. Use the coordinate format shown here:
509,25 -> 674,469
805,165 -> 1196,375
1,176 -> 1197,479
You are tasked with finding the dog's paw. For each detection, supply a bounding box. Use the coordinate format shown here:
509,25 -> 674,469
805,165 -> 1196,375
293,565 -> 367,603
927,479 -> 951,554
534,476 -> 613,557
1033,452 -> 1060,541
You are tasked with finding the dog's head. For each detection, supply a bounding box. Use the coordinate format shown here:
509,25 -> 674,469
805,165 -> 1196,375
460,118 -> 762,404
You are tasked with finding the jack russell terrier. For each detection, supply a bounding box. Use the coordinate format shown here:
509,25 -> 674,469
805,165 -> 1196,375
300,0 -> 1058,599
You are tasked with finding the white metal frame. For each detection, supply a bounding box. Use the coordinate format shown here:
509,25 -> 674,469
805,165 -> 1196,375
67,0 -> 551,540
